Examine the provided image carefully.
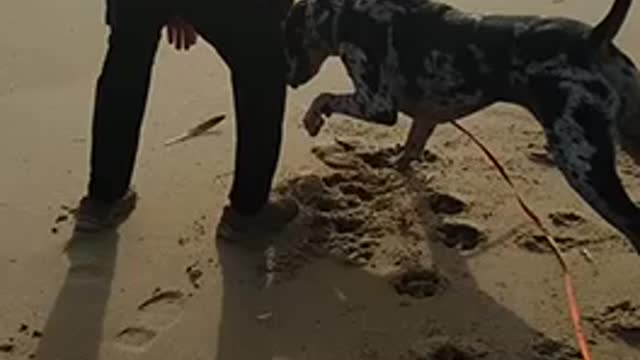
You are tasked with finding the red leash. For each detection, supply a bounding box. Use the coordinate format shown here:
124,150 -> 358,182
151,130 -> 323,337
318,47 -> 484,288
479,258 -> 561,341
451,121 -> 593,360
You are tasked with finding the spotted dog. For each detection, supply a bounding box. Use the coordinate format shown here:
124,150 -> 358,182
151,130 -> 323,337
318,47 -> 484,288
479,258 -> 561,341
283,0 -> 640,252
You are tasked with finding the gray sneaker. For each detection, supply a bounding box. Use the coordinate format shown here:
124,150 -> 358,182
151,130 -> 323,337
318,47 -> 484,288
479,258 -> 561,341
216,196 -> 300,242
74,190 -> 138,232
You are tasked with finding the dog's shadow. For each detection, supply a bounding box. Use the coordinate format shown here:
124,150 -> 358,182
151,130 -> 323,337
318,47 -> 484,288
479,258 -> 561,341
213,143 -> 581,359
33,227 -> 119,360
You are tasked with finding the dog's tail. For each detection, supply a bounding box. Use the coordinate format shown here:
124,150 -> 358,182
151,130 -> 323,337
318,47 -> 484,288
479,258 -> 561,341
590,0 -> 632,51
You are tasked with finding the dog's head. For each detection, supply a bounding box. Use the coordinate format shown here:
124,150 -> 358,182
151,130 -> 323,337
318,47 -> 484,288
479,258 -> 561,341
283,0 -> 336,88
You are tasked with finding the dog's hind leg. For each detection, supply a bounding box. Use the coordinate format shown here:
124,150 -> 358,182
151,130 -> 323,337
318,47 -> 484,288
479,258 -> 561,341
395,118 -> 436,171
530,80 -> 640,253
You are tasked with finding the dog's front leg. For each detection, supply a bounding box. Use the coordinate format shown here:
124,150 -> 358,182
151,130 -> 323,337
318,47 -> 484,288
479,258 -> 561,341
302,92 -> 397,136
301,93 -> 333,137
395,118 -> 437,171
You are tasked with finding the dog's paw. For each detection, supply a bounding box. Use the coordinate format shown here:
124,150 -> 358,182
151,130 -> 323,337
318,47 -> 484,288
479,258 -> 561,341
303,111 -> 325,137
393,153 -> 418,173
393,157 -> 412,172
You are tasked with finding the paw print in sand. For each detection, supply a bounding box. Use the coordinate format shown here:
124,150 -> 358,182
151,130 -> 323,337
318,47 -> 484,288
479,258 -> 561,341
434,222 -> 486,251
391,266 -> 448,299
587,301 -> 640,347
530,336 -> 582,360
427,192 -> 468,216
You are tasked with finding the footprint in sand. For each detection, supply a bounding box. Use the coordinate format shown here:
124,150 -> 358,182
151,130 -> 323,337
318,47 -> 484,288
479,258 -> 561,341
115,290 -> 186,351
434,221 -> 486,251
115,327 -> 157,350
136,290 -> 186,329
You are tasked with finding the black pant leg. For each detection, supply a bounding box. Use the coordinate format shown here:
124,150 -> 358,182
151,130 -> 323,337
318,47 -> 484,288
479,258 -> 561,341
88,4 -> 166,202
184,0 -> 290,214
228,58 -> 287,214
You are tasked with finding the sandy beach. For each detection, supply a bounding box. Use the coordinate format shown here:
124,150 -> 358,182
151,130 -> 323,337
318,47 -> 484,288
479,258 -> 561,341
1,0 -> 640,359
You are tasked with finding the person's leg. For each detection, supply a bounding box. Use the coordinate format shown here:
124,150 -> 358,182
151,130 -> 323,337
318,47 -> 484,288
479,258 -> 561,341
77,2 -> 168,231
184,0 -> 297,238
227,51 -> 287,214
214,53 -> 299,236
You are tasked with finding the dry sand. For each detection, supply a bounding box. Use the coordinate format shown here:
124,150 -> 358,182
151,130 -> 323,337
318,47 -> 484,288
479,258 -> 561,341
1,0 -> 640,359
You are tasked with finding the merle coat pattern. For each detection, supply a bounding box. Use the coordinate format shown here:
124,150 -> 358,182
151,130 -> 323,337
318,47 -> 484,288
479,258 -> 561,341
283,0 -> 640,253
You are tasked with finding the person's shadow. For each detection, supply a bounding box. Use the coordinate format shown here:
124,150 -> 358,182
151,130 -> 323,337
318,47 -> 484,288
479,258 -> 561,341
212,164 -> 569,360
33,227 -> 119,360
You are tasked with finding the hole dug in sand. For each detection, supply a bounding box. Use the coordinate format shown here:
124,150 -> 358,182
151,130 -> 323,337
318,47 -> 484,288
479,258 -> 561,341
273,142 -> 475,284
391,266 -> 449,299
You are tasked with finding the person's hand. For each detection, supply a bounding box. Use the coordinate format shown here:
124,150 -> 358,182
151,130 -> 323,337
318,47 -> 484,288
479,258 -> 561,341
166,17 -> 197,51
